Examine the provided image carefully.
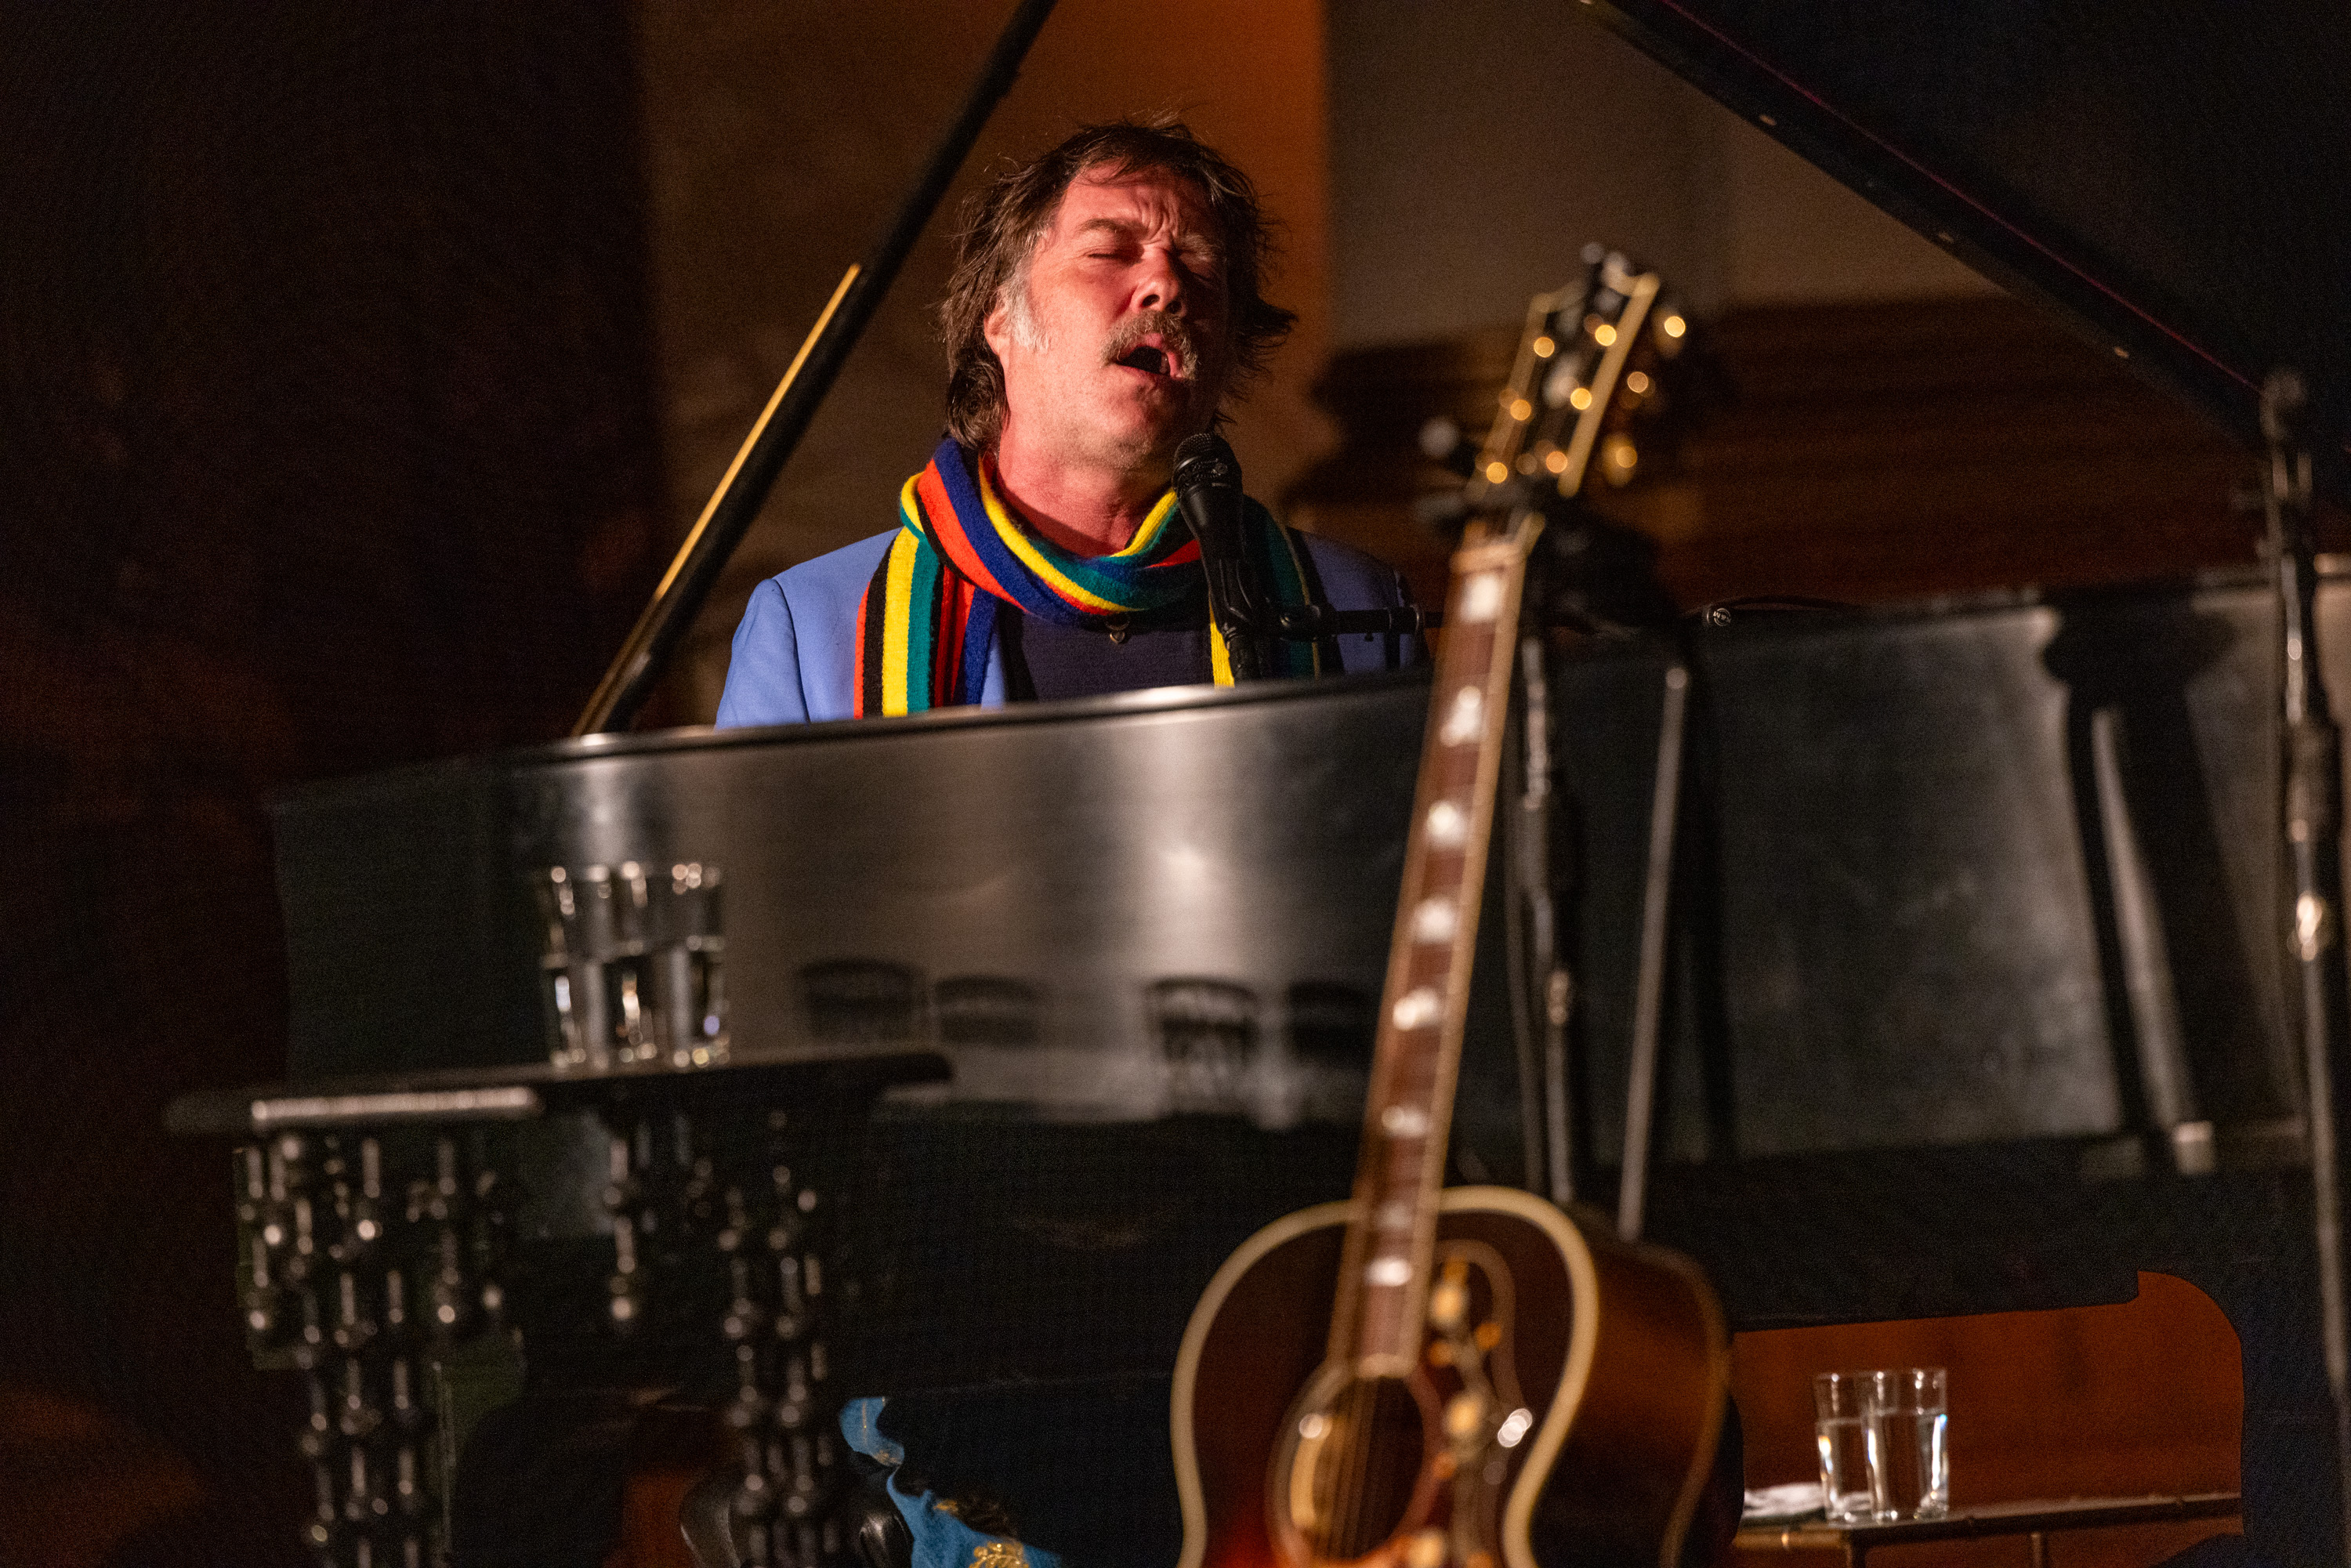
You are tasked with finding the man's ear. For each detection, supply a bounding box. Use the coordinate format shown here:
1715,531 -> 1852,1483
982,294 -> 1013,363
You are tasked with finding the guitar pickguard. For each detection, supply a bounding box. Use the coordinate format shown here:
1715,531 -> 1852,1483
1262,1238 -> 1550,1568
1418,1240 -> 1530,1568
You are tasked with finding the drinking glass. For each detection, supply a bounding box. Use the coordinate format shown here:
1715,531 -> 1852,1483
1863,1367 -> 1949,1520
1811,1371 -> 1871,1522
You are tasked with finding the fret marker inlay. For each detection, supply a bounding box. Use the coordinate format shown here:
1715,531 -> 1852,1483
1390,987 -> 1442,1030
1440,687 -> 1484,746
1425,800 -> 1468,848
1367,1257 -> 1413,1287
1411,896 -> 1458,943
1459,572 -> 1505,624
1382,1105 -> 1431,1138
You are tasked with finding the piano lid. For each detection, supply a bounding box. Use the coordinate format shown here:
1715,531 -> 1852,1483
1585,1 -> 2351,495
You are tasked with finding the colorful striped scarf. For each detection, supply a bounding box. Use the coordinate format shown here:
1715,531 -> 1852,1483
855,436 -> 1329,715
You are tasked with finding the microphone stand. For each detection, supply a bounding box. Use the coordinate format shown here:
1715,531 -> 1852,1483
2263,369 -> 2351,1557
1174,433 -> 1267,680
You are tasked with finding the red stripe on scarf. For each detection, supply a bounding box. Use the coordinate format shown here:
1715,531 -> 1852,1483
934,576 -> 971,700
852,570 -> 873,718
918,464 -> 1016,603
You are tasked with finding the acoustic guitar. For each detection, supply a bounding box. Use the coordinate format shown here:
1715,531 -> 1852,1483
1172,254 -> 1730,1568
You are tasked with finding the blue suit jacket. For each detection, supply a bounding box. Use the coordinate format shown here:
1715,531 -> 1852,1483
715,525 -> 1418,726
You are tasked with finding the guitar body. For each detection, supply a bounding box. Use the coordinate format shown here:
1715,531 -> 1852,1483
1172,1188 -> 1726,1568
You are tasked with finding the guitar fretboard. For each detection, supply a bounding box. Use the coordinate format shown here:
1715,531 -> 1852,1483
1331,534 -> 1531,1374
1325,259 -> 1664,1378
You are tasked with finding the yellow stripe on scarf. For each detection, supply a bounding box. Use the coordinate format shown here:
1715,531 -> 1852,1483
879,527 -> 922,715
1103,487 -> 1183,560
896,473 -> 926,536
975,465 -> 1181,610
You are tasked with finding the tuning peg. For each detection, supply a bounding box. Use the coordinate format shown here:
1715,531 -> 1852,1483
1601,435 -> 1641,487
1544,355 -> 1588,410
1416,416 -> 1478,479
1654,301 -> 1689,353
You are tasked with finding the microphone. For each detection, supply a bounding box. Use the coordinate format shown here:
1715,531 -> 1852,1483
1173,431 -> 1264,680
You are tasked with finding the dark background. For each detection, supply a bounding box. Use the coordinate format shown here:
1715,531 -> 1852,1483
0,5 -> 664,1559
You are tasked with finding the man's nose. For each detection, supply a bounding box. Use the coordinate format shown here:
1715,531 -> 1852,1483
1133,246 -> 1188,315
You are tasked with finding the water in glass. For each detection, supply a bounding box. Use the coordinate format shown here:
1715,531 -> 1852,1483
1812,1371 -> 1872,1522
1864,1369 -> 1949,1519
1815,1414 -> 1872,1521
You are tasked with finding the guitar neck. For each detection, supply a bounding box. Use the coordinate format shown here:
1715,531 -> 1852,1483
1325,258 -> 1667,1378
1331,523 -> 1538,1376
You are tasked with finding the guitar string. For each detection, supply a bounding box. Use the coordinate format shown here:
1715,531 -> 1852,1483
1336,1375 -> 1369,1559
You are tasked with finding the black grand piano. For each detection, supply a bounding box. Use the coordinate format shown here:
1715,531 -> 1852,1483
168,4 -> 2351,1566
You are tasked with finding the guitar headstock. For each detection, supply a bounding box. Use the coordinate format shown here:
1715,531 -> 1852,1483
1458,247 -> 1684,552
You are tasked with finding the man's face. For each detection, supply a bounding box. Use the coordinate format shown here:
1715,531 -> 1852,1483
984,165 -> 1230,477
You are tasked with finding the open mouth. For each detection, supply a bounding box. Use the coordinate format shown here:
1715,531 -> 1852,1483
1117,343 -> 1176,378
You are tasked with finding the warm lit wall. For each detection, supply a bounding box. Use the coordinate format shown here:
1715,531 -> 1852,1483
1324,0 -> 1993,346
634,0 -> 1331,719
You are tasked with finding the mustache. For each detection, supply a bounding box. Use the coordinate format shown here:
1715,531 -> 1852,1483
1103,311 -> 1207,380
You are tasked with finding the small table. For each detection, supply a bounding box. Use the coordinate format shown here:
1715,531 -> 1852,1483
1736,1493 -> 2243,1568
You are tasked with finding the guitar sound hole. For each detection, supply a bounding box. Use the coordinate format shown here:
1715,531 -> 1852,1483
1288,1376 -> 1428,1561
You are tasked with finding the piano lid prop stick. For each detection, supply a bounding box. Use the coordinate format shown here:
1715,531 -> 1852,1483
574,0 -> 1063,737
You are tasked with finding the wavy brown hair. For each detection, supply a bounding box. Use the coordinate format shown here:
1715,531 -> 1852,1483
938,118 -> 1296,451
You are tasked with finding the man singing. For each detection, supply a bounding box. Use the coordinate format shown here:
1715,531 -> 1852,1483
715,118 -> 1414,727
702,120 -> 1423,1568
